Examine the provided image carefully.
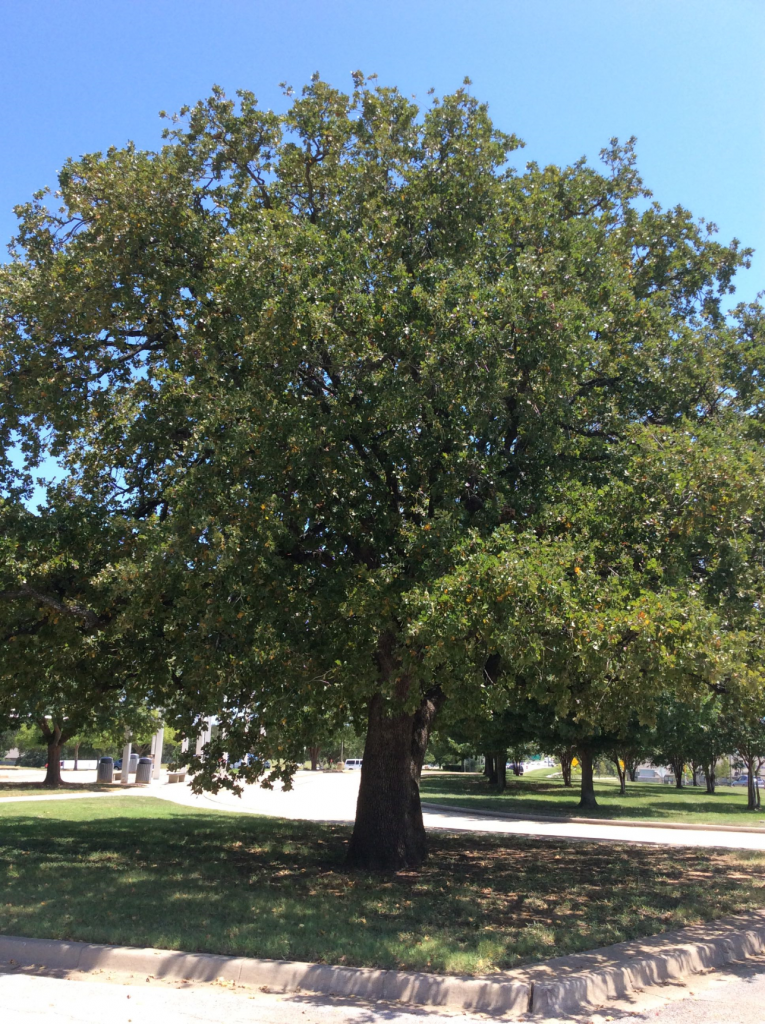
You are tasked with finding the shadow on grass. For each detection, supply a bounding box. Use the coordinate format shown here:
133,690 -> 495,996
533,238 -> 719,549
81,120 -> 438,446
2,797 -> 765,975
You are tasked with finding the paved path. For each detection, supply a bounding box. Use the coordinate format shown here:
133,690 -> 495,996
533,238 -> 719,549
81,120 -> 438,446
4,954 -> 765,1024
6,767 -> 765,850
150,771 -> 765,851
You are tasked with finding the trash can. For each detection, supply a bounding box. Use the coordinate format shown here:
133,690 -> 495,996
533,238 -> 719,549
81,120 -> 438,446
135,757 -> 153,784
128,752 -> 139,775
97,757 -> 114,784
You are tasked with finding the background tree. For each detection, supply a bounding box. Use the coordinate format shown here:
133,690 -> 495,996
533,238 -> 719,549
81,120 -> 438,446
724,684 -> 765,810
606,721 -> 654,795
0,492 -> 160,785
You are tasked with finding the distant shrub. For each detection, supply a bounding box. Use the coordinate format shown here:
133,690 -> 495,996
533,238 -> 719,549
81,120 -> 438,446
17,750 -> 47,768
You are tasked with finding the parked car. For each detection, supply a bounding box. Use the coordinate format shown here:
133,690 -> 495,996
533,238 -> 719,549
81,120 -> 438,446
231,755 -> 270,769
344,758 -> 363,770
732,775 -> 764,787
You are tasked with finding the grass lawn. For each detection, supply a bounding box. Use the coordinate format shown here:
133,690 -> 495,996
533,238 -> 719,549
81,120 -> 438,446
420,772 -> 765,827
2,797 -> 765,975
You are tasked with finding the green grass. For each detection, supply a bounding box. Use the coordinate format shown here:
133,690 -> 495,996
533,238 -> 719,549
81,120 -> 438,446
420,772 -> 765,826
2,796 -> 765,975
0,783 -> 110,798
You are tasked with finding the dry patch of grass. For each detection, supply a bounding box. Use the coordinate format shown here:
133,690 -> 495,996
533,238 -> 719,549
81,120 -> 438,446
1,796 -> 764,974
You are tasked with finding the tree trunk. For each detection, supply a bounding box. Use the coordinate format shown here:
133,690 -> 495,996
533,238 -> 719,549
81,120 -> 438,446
495,752 -> 507,792
44,741 -> 63,787
561,752 -> 573,787
73,741 -> 80,771
747,756 -> 758,811
705,762 -> 716,794
347,687 -> 443,871
309,745 -> 320,771
614,757 -> 626,795
484,753 -> 496,783
39,719 -> 65,788
672,760 -> 684,789
578,749 -> 598,810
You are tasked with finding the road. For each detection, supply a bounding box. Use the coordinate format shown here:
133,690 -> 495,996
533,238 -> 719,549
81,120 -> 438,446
4,953 -> 765,1024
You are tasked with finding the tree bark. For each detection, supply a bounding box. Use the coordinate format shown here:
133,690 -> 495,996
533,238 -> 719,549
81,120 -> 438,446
73,741 -> 80,771
309,745 -> 320,771
560,751 -> 573,787
44,741 -> 63,787
495,752 -> 507,792
705,761 -> 716,794
347,686 -> 443,871
746,756 -> 758,811
485,753 -> 496,784
39,719 -> 65,788
672,759 -> 684,789
578,749 -> 598,810
613,757 -> 626,795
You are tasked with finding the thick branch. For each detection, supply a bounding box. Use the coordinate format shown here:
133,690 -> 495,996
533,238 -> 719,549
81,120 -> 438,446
0,585 -> 99,628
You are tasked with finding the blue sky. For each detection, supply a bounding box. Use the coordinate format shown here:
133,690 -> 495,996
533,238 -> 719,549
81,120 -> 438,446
2,0 -> 764,502
2,0 -> 763,303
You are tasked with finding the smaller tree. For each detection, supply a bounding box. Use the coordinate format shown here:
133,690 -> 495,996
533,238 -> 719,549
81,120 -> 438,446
651,696 -> 697,790
724,687 -> 765,811
606,722 -> 655,795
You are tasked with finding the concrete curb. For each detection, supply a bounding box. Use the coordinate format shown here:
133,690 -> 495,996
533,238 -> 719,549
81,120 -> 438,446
522,910 -> 765,1016
3,911 -> 765,1016
0,934 -> 530,1015
421,800 -> 765,834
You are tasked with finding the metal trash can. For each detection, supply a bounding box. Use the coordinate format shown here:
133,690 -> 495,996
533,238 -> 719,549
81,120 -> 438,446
97,757 -> 114,784
135,757 -> 153,784
128,752 -> 139,775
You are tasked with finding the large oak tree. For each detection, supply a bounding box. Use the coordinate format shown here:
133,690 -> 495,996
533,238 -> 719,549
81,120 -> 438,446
2,75 -> 763,866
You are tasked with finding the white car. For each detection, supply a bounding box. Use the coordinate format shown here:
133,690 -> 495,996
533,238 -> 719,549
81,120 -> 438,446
635,768 -> 668,783
344,758 -> 363,770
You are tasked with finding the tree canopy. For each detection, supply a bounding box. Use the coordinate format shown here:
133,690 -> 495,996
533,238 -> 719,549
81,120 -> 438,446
1,74 -> 763,865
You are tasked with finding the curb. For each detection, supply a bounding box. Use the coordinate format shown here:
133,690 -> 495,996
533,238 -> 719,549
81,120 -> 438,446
0,934 -> 529,1014
522,910 -> 765,1016
3,911 -> 765,1017
421,801 -> 765,834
